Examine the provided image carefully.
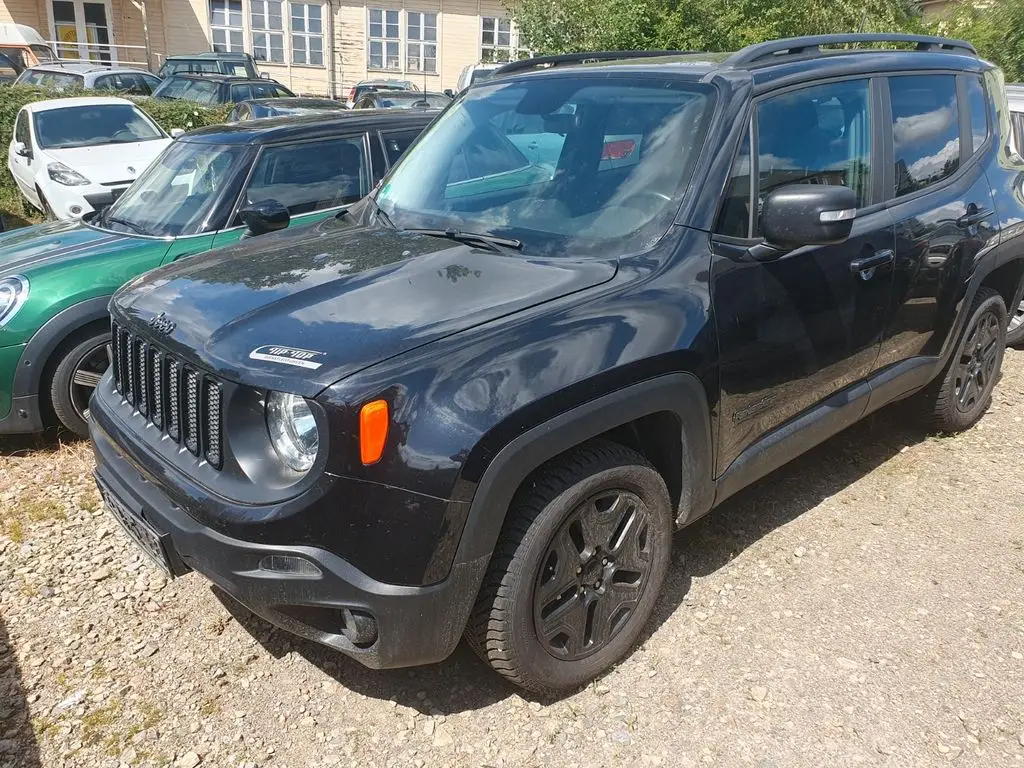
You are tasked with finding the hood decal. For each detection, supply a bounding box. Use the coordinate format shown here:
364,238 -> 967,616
249,345 -> 326,370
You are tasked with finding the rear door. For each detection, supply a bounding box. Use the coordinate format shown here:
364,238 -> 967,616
711,77 -> 896,472
875,73 -> 996,374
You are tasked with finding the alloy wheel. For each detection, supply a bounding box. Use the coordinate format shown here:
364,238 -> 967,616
954,307 -> 1001,413
533,490 -> 653,661
1010,299 -> 1024,334
69,342 -> 110,423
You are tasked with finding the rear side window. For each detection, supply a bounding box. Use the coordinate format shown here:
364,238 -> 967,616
230,84 -> 253,102
715,129 -> 752,238
38,71 -> 85,90
381,129 -> 421,165
965,75 -> 989,153
17,70 -> 41,85
889,74 -> 960,198
243,136 -> 369,215
175,78 -> 222,104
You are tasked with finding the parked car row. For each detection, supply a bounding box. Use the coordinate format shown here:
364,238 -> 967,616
9,36 -> 1020,699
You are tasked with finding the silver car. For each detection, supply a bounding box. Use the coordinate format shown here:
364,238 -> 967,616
14,63 -> 162,95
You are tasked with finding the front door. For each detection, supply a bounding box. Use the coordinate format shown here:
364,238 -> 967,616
711,77 -> 896,472
9,110 -> 40,206
50,0 -> 113,63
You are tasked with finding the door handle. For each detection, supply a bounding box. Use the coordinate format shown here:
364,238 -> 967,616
849,249 -> 894,279
956,207 -> 994,227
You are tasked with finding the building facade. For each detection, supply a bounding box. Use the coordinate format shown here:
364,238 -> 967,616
0,0 -> 522,95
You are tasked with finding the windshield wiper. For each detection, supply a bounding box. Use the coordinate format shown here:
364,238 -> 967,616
102,213 -> 150,236
402,228 -> 523,253
369,196 -> 396,229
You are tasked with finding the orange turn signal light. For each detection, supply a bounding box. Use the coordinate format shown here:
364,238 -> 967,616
359,399 -> 389,465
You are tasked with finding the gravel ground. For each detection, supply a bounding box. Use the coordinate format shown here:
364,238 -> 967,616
2,349 -> 1023,768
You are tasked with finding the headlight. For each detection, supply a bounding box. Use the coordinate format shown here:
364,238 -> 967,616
47,162 -> 90,186
266,391 -> 319,472
0,275 -> 29,327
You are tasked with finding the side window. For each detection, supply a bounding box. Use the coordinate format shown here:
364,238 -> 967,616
715,128 -> 752,238
356,96 -> 375,109
14,110 -> 29,145
19,70 -> 40,85
756,78 -> 873,232
243,136 -> 368,216
0,47 -> 26,68
230,84 -> 253,102
94,73 -> 117,90
381,129 -> 421,165
1011,111 -> 1024,157
140,74 -> 161,94
965,75 -> 989,154
889,74 -> 960,198
273,85 -> 292,98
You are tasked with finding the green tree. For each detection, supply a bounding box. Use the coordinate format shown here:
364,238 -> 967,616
506,0 -> 923,56
933,0 -> 1024,82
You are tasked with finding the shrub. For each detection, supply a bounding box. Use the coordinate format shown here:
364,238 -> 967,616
0,84 -> 231,224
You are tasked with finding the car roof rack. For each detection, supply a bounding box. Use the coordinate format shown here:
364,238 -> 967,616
492,50 -> 690,77
726,33 -> 977,67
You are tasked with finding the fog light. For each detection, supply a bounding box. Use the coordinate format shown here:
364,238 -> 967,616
70,205 -> 82,215
257,555 -> 321,576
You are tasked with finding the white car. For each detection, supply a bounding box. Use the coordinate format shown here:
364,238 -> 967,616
7,96 -> 172,220
456,62 -> 501,92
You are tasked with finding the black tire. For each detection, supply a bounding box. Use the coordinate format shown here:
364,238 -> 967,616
466,440 -> 672,695
49,328 -> 110,438
37,189 -> 56,222
916,287 -> 1007,433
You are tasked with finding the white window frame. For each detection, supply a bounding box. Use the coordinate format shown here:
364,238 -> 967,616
367,8 -> 401,71
480,16 -> 518,63
250,0 -> 285,63
406,11 -> 437,74
290,2 -> 325,67
209,0 -> 245,53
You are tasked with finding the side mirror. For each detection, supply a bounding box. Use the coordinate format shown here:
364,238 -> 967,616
240,199 -> 290,237
443,88 -> 455,98
170,128 -> 185,139
13,141 -> 30,157
260,72 -> 271,79
757,184 -> 858,257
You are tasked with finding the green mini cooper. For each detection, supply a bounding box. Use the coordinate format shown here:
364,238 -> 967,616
0,110 -> 435,436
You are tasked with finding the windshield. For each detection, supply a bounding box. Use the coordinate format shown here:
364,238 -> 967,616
469,69 -> 495,85
154,76 -> 221,104
34,104 -> 165,149
162,60 -> 220,75
377,76 -> 714,256
30,44 -> 56,62
100,141 -> 249,237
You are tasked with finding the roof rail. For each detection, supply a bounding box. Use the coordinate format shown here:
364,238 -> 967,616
726,33 -> 977,67
491,50 -> 689,77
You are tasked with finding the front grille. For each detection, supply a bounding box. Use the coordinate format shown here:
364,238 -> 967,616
110,320 -> 224,469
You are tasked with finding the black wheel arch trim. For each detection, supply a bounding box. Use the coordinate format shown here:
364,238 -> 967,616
11,295 -> 112,399
449,372 -> 715,570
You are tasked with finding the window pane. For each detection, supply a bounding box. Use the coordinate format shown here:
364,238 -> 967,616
966,76 -> 988,153
310,48 -> 323,65
889,75 -> 960,198
293,36 -> 307,63
370,9 -> 381,23
497,30 -> 510,46
482,29 -> 494,45
483,18 -> 494,32
292,16 -> 303,32
407,43 -> 419,69
386,22 -> 399,38
425,21 -> 436,41
309,4 -> 320,20
756,78 -> 873,222
370,21 -> 382,37
386,10 -> 398,24
230,30 -> 243,48
252,10 -> 265,27
498,18 -> 510,32
716,130 -> 752,237
245,137 -> 368,214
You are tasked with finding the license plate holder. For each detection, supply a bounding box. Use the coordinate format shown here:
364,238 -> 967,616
99,482 -> 173,577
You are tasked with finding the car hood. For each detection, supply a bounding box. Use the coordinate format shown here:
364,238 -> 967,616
0,217 -> 140,275
45,139 -> 172,184
114,222 -> 618,396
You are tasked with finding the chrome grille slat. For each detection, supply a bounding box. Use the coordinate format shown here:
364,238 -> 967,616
109,322 -> 222,470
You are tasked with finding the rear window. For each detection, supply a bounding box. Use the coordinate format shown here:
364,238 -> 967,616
162,60 -> 221,75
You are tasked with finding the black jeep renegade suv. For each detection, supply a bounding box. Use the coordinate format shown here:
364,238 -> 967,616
90,35 -> 1024,695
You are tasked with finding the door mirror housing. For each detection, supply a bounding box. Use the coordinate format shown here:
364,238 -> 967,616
240,199 -> 290,237
760,184 -> 858,254
443,88 -> 455,98
170,128 -> 185,139
13,141 -> 30,158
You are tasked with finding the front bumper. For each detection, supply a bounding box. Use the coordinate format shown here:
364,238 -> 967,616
89,401 -> 488,669
43,180 -> 127,220
0,343 -> 45,434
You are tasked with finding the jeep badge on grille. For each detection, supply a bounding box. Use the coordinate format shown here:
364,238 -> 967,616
147,312 -> 176,335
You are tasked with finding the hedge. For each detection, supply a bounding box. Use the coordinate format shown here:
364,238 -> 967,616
0,85 -> 232,225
